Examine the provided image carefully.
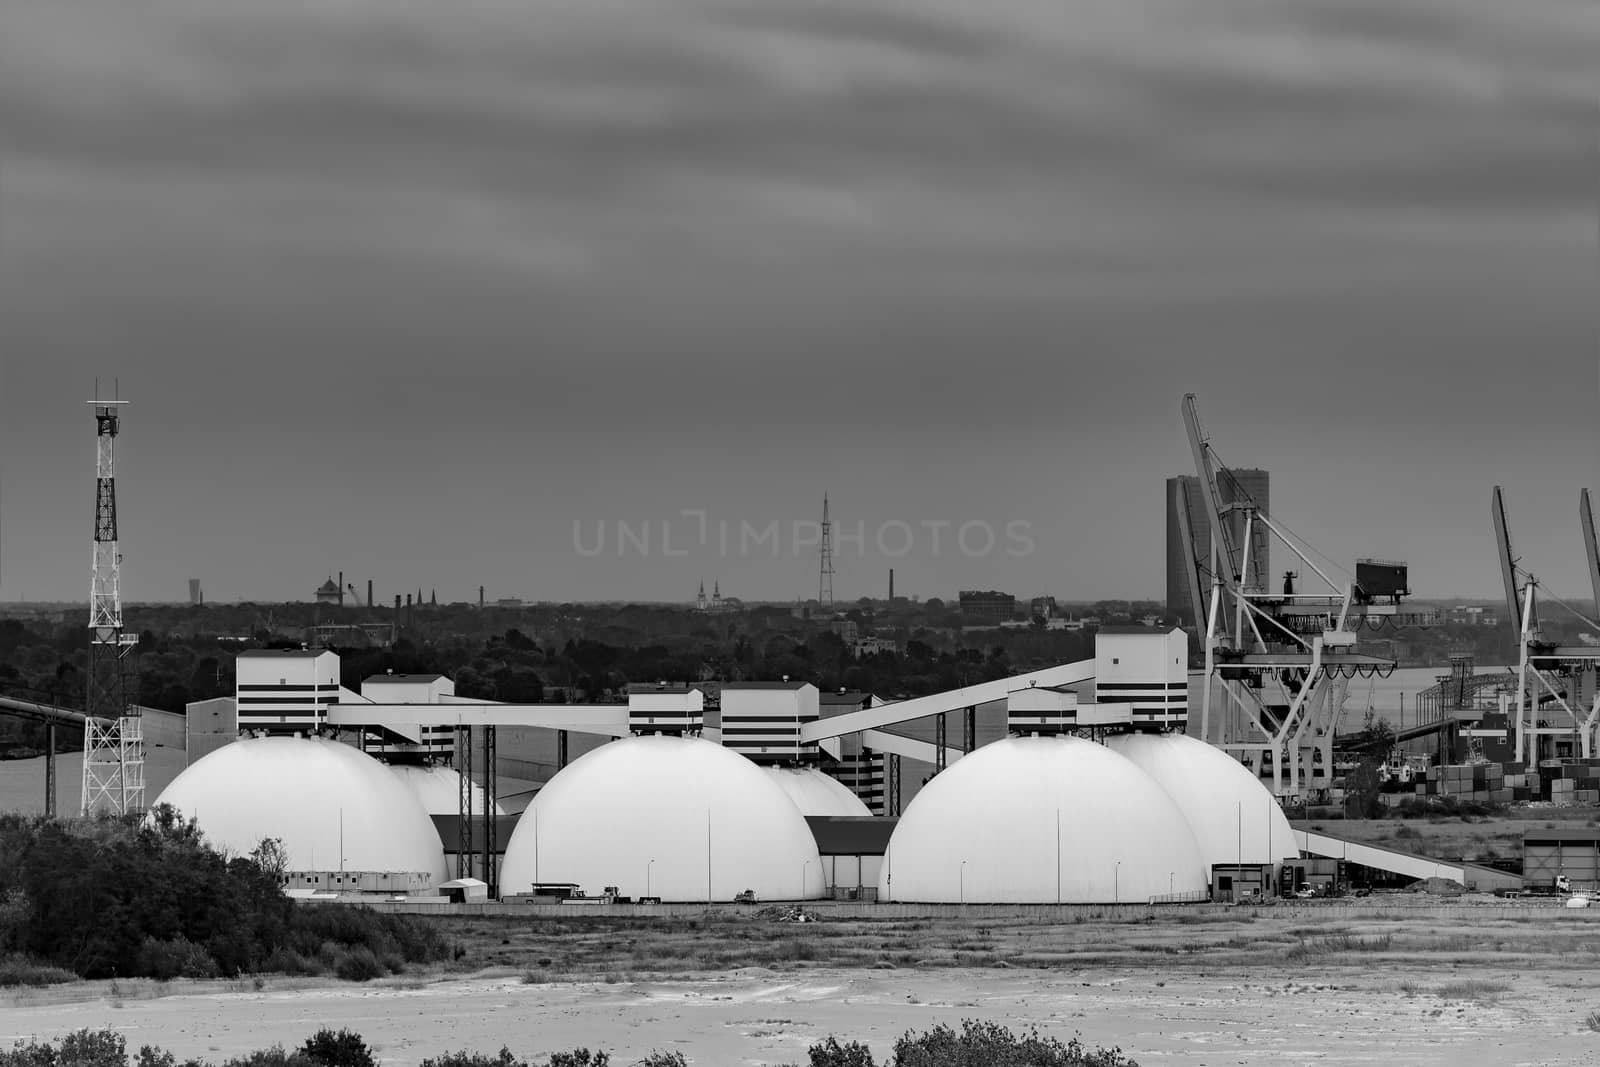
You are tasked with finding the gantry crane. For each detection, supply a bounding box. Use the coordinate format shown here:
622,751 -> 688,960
1181,395 -> 1431,799
1494,486 -> 1600,765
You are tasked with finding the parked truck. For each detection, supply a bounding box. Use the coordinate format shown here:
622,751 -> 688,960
1496,875 -> 1572,899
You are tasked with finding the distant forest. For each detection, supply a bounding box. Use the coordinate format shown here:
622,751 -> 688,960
0,594 -> 1569,753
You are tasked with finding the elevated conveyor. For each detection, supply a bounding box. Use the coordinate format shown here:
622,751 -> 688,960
1293,828 -> 1521,892
326,701 -> 629,737
800,660 -> 1095,744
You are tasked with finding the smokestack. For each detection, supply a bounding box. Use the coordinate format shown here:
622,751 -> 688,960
889,568 -> 894,603
338,570 -> 344,607
367,579 -> 373,608
392,594 -> 401,644
479,585 -> 485,610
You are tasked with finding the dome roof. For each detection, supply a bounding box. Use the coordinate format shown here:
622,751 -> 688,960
765,766 -> 872,818
387,764 -> 506,817
879,735 -> 1207,903
1105,732 -> 1297,868
154,737 -> 447,883
501,735 -> 824,902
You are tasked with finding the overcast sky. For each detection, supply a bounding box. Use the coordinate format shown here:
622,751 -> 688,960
1,0 -> 1596,608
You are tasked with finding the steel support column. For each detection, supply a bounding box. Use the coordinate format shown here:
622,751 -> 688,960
45,721 -> 56,818
456,724 -> 473,880
482,725 -> 497,896
888,754 -> 901,815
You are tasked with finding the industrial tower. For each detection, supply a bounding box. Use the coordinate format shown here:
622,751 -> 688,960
81,393 -> 144,817
818,494 -> 835,610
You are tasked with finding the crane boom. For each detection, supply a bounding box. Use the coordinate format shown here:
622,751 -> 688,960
1182,394 -> 1242,646
1491,486 -> 1524,634
1582,489 -> 1600,619
1173,476 -> 1208,630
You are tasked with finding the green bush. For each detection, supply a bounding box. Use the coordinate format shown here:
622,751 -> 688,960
137,936 -> 219,981
0,954 -> 78,987
892,1020 -> 1138,1067
331,946 -> 384,983
0,810 -> 449,983
808,1037 -> 876,1067
300,1030 -> 375,1067
220,1046 -> 317,1067
546,1052 -> 609,1067
636,1055 -> 687,1067
419,1051 -> 527,1067
0,1029 -> 128,1067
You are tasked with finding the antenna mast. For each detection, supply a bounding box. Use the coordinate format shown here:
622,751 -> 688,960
818,494 -> 835,611
81,386 -> 144,816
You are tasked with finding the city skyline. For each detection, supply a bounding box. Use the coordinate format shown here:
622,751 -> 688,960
2,1 -> 1596,605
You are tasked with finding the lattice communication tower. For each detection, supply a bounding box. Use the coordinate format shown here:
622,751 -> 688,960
81,391 -> 144,816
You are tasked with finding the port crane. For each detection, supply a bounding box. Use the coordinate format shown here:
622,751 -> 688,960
1493,486 -> 1600,765
1180,395 -> 1432,799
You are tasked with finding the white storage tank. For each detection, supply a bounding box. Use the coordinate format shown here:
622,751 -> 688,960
878,735 -> 1207,903
1105,732 -> 1297,868
765,766 -> 873,817
153,736 -> 448,883
500,735 -> 824,902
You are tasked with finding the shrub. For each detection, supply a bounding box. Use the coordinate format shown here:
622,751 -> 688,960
637,1055 -> 687,1067
0,1030 -> 128,1067
332,946 -> 384,983
136,1048 -> 209,1067
300,1030 -> 375,1067
0,954 -> 78,987
808,1036 -> 875,1067
419,1050 -> 526,1067
220,1046 -> 317,1067
893,1020 -> 1138,1067
547,1052 -> 609,1067
137,936 -> 219,981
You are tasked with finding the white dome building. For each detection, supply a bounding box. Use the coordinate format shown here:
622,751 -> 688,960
1106,732 -> 1297,869
879,735 -> 1207,903
153,737 -> 448,883
501,735 -> 824,902
765,766 -> 872,817
387,763 -> 506,817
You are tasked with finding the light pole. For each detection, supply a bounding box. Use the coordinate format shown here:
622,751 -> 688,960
960,860 -> 967,905
1114,861 -> 1121,904
647,858 -> 655,900
802,859 -> 811,900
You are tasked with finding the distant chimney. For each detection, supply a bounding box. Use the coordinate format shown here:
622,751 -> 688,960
889,568 -> 895,603
338,571 -> 344,607
367,579 -> 373,608
479,585 -> 485,610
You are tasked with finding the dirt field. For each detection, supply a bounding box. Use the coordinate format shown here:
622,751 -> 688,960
4,909 -> 1599,1066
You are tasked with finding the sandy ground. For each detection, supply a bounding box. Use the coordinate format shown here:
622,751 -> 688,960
4,963 -> 1597,1067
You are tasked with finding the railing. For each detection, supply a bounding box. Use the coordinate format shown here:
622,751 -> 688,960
1146,890 -> 1211,905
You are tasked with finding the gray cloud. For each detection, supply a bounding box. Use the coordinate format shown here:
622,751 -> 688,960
1,0 -> 1594,601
